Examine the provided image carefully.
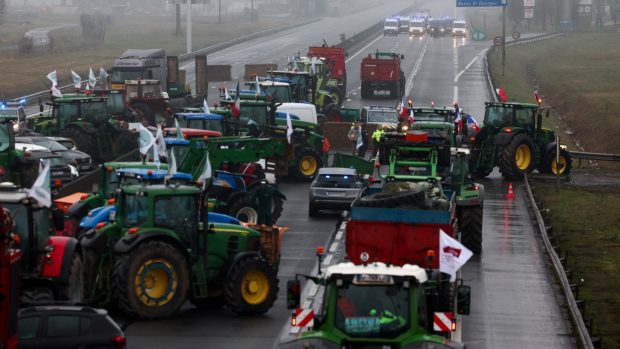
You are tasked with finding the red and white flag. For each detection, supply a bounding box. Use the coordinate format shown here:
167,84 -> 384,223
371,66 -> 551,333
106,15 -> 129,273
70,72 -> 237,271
496,88 -> 507,102
232,80 -> 241,118
533,90 -> 542,104
439,229 -> 473,282
408,108 -> 415,124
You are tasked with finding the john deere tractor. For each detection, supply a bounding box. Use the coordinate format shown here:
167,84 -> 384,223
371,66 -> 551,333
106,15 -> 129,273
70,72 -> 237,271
80,183 -> 281,319
469,102 -> 571,179
27,94 -> 137,163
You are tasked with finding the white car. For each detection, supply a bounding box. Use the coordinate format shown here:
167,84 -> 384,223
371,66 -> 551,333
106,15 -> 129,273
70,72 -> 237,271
452,20 -> 467,37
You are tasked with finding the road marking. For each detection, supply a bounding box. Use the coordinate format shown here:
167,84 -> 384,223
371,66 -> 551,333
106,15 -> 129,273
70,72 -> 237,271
329,241 -> 338,253
454,48 -> 489,82
453,86 -> 458,104
335,230 -> 343,240
404,37 -> 429,96
322,254 -> 333,266
345,34 -> 384,64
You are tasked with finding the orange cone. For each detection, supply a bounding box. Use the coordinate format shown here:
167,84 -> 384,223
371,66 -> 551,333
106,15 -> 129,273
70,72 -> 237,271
506,182 -> 516,199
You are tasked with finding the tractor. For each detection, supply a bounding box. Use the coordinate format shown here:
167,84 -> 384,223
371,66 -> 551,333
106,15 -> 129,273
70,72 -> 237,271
0,183 -> 83,304
27,94 -> 137,163
80,183 -> 281,319
0,114 -> 43,187
268,69 -> 340,116
469,101 -> 572,179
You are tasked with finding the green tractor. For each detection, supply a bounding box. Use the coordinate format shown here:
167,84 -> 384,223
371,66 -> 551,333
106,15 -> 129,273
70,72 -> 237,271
269,69 -> 341,116
0,115 -> 41,186
470,101 -> 572,178
80,183 -> 281,319
27,94 -> 137,163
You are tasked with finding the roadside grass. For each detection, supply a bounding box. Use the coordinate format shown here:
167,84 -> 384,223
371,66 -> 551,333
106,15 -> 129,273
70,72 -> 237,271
535,182 -> 620,348
0,15 -> 295,99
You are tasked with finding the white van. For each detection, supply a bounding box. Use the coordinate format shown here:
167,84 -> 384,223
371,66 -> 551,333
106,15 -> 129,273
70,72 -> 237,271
277,103 -> 318,124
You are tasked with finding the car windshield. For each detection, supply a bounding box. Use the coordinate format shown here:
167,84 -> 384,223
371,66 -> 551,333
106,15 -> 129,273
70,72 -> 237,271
31,139 -> 67,152
122,192 -> 149,228
316,174 -> 358,188
335,282 -> 410,338
55,139 -> 75,150
368,110 -> 397,123
384,19 -> 398,26
410,21 -> 424,27
454,22 -> 466,28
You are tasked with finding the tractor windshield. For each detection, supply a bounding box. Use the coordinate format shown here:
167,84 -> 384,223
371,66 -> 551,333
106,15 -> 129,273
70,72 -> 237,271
177,118 -> 223,133
153,195 -> 197,246
104,170 -> 121,197
110,69 -> 149,84
484,105 -> 535,128
264,85 -> 292,103
106,93 -> 126,114
122,192 -> 149,228
367,110 -> 398,123
335,281 -> 410,338
54,103 -> 79,129
0,122 -> 11,152
80,100 -> 108,123
239,105 -> 269,128
168,144 -> 189,162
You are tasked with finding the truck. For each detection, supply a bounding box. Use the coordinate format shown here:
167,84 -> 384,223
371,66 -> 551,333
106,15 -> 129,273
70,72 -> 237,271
80,183 -> 282,319
360,51 -> 405,99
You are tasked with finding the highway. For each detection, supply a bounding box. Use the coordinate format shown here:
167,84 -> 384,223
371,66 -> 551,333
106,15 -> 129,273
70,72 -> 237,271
114,1 -> 576,348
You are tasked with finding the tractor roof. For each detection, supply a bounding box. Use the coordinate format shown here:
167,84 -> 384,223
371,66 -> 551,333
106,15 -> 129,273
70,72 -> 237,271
413,106 -> 455,113
117,168 -> 193,181
123,183 -> 201,195
175,112 -> 223,120
0,183 -> 30,203
325,262 -> 428,283
103,161 -> 168,170
164,138 -> 190,146
485,101 -> 538,108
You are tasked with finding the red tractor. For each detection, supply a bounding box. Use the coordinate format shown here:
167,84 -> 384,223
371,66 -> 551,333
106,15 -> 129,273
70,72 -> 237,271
360,51 -> 405,99
0,204 -> 20,349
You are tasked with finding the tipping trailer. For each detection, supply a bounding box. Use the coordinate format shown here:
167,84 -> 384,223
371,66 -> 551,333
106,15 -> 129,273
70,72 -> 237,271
360,51 -> 405,99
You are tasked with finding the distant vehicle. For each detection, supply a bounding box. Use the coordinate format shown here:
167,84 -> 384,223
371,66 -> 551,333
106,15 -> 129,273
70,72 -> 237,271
308,167 -> 365,216
444,18 -> 454,34
18,305 -> 126,349
398,16 -> 411,32
16,136 -> 93,172
361,106 -> 399,128
428,18 -> 446,37
383,18 -> 399,35
14,143 -> 74,183
409,19 -> 426,36
0,101 -> 27,133
452,20 -> 467,37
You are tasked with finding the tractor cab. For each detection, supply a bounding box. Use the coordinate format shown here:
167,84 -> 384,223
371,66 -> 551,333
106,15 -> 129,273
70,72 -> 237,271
269,71 -> 313,103
40,94 -> 109,132
283,262 -> 469,348
214,100 -> 274,137
0,115 -> 42,186
247,80 -> 293,103
409,107 -> 456,146
165,138 -> 191,162
169,113 -> 225,134
124,79 -> 169,125
483,102 -> 538,133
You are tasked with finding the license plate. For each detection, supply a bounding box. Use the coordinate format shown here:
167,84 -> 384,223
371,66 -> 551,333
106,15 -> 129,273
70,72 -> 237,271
52,171 -> 64,176
327,191 -> 346,197
80,166 -> 90,171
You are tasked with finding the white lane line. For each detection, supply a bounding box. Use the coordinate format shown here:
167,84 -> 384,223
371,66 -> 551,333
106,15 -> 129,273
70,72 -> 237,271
454,48 -> 489,82
404,37 -> 429,96
329,241 -> 339,253
335,230 -> 343,241
345,34 -> 384,64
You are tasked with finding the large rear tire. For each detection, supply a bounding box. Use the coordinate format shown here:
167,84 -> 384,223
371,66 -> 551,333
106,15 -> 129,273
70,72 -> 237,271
60,127 -> 98,162
82,248 -> 100,301
291,149 -> 322,181
458,206 -> 483,254
224,256 -> 277,315
20,288 -> 54,306
57,255 -> 84,304
543,147 -> 572,176
228,195 -> 259,224
498,133 -> 535,179
112,240 -> 190,319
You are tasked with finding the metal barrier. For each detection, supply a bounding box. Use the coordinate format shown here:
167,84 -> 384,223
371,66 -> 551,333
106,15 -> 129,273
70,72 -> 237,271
505,32 -> 566,47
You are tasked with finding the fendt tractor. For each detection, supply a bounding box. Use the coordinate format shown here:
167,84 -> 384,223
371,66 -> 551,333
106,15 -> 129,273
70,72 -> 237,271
360,51 -> 405,99
27,94 -> 137,163
469,101 -> 572,178
282,262 -> 469,349
0,183 -> 83,304
80,183 -> 282,319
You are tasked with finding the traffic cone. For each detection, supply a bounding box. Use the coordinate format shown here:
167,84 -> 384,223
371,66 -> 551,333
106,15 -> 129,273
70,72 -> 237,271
506,182 -> 516,199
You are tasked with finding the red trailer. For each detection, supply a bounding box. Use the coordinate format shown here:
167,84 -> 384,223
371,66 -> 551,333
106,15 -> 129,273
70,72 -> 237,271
360,51 -> 405,99
0,205 -> 20,349
308,46 -> 347,96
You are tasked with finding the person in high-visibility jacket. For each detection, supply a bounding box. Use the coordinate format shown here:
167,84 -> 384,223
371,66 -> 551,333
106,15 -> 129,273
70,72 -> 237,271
371,127 -> 385,155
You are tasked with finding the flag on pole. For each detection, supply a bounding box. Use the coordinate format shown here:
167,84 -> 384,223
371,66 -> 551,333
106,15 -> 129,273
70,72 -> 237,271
255,75 -> 261,96
224,88 -> 232,101
154,125 -> 166,169
99,67 -> 108,81
174,118 -> 184,139
533,90 -> 542,104
88,68 -> 97,90
310,57 -> 317,75
203,99 -> 211,114
408,108 -> 415,124
27,160 -> 51,208
356,127 -> 363,150
232,80 -> 241,118
496,88 -> 507,102
400,100 -> 408,119
198,151 -> 212,190
439,229 -> 473,282
286,110 -> 293,144
166,148 -> 177,180
138,124 -> 156,156
71,70 -> 82,89
47,70 -> 63,98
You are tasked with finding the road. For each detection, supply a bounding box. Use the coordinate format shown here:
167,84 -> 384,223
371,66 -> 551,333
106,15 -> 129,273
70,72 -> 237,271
125,0 -> 576,348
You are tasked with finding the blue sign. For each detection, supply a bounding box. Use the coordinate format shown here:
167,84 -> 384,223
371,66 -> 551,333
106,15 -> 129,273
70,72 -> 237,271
457,0 -> 506,7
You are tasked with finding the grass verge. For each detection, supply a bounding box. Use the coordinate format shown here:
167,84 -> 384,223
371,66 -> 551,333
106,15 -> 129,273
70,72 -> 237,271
535,182 -> 620,348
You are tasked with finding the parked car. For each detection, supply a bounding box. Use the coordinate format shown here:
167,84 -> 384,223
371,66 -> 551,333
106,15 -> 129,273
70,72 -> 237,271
308,167 -> 365,216
48,136 -> 78,151
15,143 -> 74,184
17,136 -> 93,172
18,305 -> 126,349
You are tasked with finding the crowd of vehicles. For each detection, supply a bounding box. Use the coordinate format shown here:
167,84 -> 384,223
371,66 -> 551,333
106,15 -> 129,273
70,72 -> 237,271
382,11 -> 468,39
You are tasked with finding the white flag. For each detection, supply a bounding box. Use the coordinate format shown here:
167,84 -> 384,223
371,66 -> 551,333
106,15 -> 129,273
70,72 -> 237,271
51,85 -> 63,98
46,70 -> 58,87
224,88 -> 232,101
286,110 -> 293,144
71,70 -> 82,89
153,125 -> 166,170
99,67 -> 108,80
203,99 -> 211,114
198,151 -> 212,190
310,57 -> 317,75
88,68 -> 97,89
174,118 -> 184,139
166,148 -> 177,180
439,229 -> 473,282
255,75 -> 261,96
27,160 -> 51,208
138,124 -> 156,156
356,127 -> 363,150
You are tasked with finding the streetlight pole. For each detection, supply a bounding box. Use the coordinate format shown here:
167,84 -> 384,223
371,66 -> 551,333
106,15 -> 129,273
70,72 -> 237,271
251,0 -> 254,21
186,0 -> 192,54
502,2 -> 506,76
219,0 -> 221,23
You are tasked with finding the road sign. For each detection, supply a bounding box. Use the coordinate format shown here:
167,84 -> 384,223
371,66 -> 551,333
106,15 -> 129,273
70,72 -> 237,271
512,31 -> 521,39
292,308 -> 314,328
456,0 -> 506,7
433,312 -> 453,332
493,36 -> 503,46
473,30 -> 486,41
524,0 -> 535,6
525,8 -> 534,18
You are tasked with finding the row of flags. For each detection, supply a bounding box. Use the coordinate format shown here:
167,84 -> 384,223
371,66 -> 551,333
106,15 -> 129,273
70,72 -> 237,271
47,68 -> 108,98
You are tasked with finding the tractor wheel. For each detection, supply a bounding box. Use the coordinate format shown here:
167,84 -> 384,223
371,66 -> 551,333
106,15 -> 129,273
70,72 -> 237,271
60,127 -> 98,162
228,195 -> 259,224
498,133 -> 535,179
131,102 -> 155,126
112,240 -> 190,319
20,288 -> 54,306
543,147 -> 572,176
57,254 -> 84,304
224,255 -> 277,315
82,248 -> 100,300
291,149 -> 322,181
115,131 -> 138,158
248,188 -> 284,224
458,206 -> 483,254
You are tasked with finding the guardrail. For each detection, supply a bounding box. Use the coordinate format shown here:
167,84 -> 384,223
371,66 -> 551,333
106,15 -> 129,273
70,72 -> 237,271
505,32 -> 566,47
485,33 -> 599,348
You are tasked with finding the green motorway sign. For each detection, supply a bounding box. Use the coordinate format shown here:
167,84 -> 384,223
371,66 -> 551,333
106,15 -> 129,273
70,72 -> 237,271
473,30 -> 485,41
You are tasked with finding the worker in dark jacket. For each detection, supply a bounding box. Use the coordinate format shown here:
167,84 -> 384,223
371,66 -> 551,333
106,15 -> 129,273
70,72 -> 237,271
251,179 -> 286,226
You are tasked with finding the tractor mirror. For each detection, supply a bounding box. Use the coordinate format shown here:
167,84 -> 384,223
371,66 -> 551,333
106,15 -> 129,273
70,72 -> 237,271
91,182 -> 99,194
400,54 -> 405,59
457,285 -> 471,315
286,279 -> 301,310
51,207 -> 65,232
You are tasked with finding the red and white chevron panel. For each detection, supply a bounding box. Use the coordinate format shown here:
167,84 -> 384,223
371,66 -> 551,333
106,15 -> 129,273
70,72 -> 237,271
293,308 -> 314,328
433,312 -> 453,332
